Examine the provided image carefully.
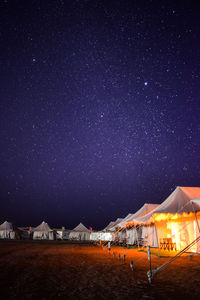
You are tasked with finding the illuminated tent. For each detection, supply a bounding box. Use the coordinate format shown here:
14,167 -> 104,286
107,218 -> 123,232
0,221 -> 18,239
110,204 -> 159,245
118,204 -> 159,228
103,218 -> 123,231
130,187 -> 200,251
114,214 -> 133,229
90,219 -> 121,242
33,221 -> 55,240
103,221 -> 115,231
90,231 -> 112,241
69,223 -> 91,241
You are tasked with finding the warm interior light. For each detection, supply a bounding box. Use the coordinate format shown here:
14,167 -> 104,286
154,212 -> 200,252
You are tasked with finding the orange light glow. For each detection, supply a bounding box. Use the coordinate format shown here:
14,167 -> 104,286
153,211 -> 200,222
154,212 -> 200,252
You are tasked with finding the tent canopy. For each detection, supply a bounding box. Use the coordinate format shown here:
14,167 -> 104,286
118,203 -> 159,228
108,218 -> 123,231
0,221 -> 15,231
33,221 -> 52,232
72,223 -> 90,232
131,187 -> 200,225
190,199 -> 200,210
103,221 -> 115,231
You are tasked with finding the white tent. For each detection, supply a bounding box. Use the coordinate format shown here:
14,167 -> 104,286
107,218 -> 123,232
118,203 -> 159,229
130,187 -> 200,225
0,221 -> 18,239
103,221 -> 115,231
33,221 -> 55,240
115,213 -> 133,229
69,223 -> 91,241
109,204 -> 159,245
130,187 -> 200,251
90,231 -> 112,241
90,219 -> 121,242
103,218 -> 123,232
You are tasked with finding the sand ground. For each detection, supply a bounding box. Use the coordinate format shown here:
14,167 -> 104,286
0,241 -> 199,299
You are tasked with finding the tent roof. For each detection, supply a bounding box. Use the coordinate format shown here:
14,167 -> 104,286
117,204 -> 159,228
115,213 -> 133,228
108,218 -> 123,231
33,221 -> 52,232
190,199 -> 200,210
0,221 -> 14,231
131,187 -> 200,225
103,221 -> 115,231
72,223 -> 90,232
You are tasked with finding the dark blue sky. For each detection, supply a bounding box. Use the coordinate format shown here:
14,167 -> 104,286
1,0 -> 200,229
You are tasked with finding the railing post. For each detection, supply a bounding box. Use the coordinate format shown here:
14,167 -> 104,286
147,245 -> 152,284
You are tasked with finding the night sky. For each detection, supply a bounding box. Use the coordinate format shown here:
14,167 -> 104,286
1,0 -> 200,230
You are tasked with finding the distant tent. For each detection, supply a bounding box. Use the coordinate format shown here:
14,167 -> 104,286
69,223 -> 91,241
118,204 -> 159,228
102,218 -> 123,243
0,221 -> 19,239
107,218 -> 123,232
54,227 -> 70,240
90,221 -> 115,241
110,204 -> 159,245
90,231 -> 113,241
32,221 -> 55,240
103,221 -> 115,231
115,213 -> 133,229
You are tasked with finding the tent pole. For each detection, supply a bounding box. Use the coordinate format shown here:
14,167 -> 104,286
192,202 -> 200,234
147,223 -> 150,246
192,202 -> 200,252
155,223 -> 160,258
147,245 -> 152,284
125,226 -> 128,248
135,224 -> 140,249
152,216 -> 160,258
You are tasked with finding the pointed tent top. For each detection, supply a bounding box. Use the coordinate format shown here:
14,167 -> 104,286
130,186 -> 200,225
72,222 -> 90,232
179,186 -> 200,200
0,221 -> 14,231
33,221 -> 52,232
152,186 -> 200,216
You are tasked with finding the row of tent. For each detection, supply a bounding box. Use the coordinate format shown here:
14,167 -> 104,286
101,186 -> 200,253
0,221 -> 92,241
1,186 -> 200,253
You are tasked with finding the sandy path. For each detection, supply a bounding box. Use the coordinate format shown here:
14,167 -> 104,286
0,241 -> 199,299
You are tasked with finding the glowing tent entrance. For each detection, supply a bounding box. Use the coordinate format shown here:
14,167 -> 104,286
154,213 -> 200,252
130,187 -> 200,253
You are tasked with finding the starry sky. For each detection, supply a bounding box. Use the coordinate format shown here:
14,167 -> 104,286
1,0 -> 200,229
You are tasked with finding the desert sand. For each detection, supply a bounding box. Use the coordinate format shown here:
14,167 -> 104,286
0,241 -> 199,299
